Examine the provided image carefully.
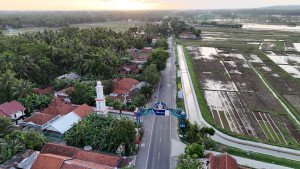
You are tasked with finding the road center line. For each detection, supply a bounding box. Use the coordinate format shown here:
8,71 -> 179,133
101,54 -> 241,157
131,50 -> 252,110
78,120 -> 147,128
145,114 -> 156,169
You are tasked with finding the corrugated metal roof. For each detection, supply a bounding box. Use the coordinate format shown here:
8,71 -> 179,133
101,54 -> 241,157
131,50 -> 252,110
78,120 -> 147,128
46,112 -> 81,134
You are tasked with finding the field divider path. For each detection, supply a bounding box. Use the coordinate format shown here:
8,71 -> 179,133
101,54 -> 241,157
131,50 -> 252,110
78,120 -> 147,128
248,62 -> 300,126
177,45 -> 300,161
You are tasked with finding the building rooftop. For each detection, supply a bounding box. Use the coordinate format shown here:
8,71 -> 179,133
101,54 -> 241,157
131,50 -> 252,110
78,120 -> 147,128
34,87 -> 55,95
0,100 -> 26,117
23,113 -> 57,126
72,104 -> 93,119
32,143 -> 122,169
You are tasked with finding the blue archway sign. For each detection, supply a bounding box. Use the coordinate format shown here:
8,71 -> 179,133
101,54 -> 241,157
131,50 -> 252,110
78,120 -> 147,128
135,102 -> 186,130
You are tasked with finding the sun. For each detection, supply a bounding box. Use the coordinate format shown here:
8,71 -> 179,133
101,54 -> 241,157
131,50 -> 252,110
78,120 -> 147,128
99,0 -> 159,10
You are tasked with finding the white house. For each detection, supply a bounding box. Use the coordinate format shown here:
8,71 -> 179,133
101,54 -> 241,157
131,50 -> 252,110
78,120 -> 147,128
0,100 -> 26,125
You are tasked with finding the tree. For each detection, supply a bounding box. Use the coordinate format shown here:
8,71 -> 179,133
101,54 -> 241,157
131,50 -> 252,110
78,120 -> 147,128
140,85 -> 153,98
185,143 -> 204,158
111,99 -> 125,110
23,131 -> 45,150
0,116 -> 13,138
0,70 -> 17,102
155,38 -> 169,50
69,82 -> 96,106
131,94 -> 146,108
144,48 -> 169,71
142,64 -> 160,86
134,36 -> 145,49
111,119 -> 136,155
11,79 -> 34,99
176,154 -> 202,169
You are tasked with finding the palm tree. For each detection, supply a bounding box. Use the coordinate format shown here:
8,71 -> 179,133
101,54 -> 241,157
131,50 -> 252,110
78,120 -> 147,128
18,55 -> 35,79
11,79 -> 34,99
0,70 -> 16,101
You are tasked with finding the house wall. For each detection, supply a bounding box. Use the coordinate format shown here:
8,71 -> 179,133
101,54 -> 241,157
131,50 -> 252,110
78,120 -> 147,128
10,111 -> 25,125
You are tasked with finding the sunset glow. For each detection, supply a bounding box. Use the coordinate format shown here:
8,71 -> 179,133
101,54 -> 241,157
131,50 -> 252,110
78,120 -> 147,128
99,0 -> 160,10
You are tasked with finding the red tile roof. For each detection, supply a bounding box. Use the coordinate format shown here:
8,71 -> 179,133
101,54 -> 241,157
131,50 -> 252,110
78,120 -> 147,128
74,150 -> 120,168
0,100 -> 26,117
112,78 -> 140,95
140,49 -> 152,53
41,104 -> 76,117
58,87 -> 75,95
23,113 -> 56,125
72,104 -> 93,119
32,143 -> 122,169
204,153 -> 216,169
57,104 -> 77,116
61,159 -> 111,169
132,55 -> 150,62
49,98 -> 65,107
40,143 -> 78,158
204,153 -> 238,169
31,153 -> 70,169
217,154 -> 238,169
34,87 -> 55,95
119,65 -> 140,74
152,36 -> 160,39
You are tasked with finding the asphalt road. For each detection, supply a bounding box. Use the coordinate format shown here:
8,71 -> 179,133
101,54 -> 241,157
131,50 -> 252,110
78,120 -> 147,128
135,37 -> 178,169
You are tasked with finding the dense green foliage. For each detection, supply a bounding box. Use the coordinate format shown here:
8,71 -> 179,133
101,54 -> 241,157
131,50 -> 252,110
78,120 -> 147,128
144,48 -> 169,71
64,113 -> 137,155
185,143 -> 204,159
155,38 -> 169,50
176,153 -> 202,169
0,130 -> 45,163
69,82 -> 96,106
0,116 -> 13,138
142,64 -> 160,86
18,93 -> 53,116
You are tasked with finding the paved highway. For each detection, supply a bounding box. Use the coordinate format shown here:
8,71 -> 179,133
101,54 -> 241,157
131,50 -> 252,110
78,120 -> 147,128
177,45 -> 300,162
135,37 -> 178,169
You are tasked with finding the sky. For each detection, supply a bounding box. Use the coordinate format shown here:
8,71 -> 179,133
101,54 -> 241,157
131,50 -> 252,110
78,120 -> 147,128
1,0 -> 300,11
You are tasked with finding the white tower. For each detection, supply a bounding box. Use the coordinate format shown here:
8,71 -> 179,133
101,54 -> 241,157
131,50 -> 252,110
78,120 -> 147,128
95,81 -> 108,114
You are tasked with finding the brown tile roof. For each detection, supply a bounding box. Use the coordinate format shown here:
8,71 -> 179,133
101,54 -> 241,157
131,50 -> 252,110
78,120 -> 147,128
34,87 -> 55,95
119,65 -> 140,74
204,153 -> 216,169
216,154 -> 238,169
41,104 -> 76,117
49,98 -> 65,107
111,78 -> 140,95
31,153 -> 70,169
23,113 -> 57,125
0,100 -> 26,117
40,143 -> 77,158
33,143 -> 122,169
74,150 -> 120,168
61,159 -> 112,169
152,36 -> 160,39
58,87 -> 75,95
72,104 -> 93,119
57,104 -> 77,116
132,55 -> 150,62
140,49 -> 152,53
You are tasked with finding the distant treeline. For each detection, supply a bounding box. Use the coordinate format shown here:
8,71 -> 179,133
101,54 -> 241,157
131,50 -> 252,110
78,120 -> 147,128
201,22 -> 243,28
0,11 -> 171,29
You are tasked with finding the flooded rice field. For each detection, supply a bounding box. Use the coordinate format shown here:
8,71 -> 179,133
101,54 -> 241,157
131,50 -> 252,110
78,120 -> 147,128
186,43 -> 300,144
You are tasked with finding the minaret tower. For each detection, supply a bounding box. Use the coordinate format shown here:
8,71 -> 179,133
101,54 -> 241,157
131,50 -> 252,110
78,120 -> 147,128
95,81 -> 108,114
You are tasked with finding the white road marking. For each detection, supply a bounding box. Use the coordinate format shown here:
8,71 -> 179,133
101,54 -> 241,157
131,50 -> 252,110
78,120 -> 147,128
145,114 -> 156,169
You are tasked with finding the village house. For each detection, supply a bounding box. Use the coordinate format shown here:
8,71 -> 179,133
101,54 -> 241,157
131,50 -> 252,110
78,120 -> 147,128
200,153 -> 248,169
119,64 -> 140,75
179,32 -> 197,39
109,78 -> 140,103
22,98 -> 93,136
132,54 -> 150,63
56,86 -> 75,102
127,47 -> 139,55
152,36 -> 160,44
57,72 -> 81,81
0,100 -> 26,125
140,48 -> 153,53
30,143 -> 133,169
34,86 -> 55,95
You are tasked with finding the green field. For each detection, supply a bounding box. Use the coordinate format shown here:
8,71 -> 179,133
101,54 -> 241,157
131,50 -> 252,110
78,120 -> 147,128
2,21 -> 147,35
